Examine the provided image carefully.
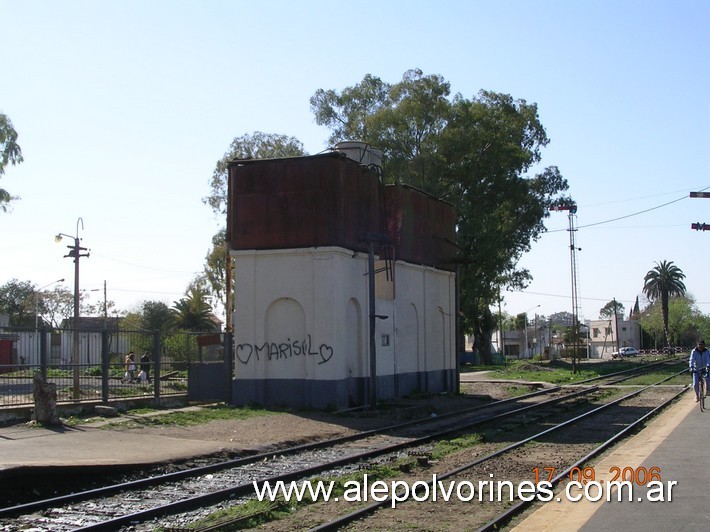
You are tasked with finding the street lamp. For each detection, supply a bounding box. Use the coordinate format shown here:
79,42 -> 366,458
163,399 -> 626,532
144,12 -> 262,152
55,217 -> 89,399
523,305 -> 540,359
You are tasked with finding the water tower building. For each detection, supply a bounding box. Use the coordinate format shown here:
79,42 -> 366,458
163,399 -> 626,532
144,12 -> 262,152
227,144 -> 457,409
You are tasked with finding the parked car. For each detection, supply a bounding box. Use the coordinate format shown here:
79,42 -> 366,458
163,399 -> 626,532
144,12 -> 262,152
612,347 -> 640,359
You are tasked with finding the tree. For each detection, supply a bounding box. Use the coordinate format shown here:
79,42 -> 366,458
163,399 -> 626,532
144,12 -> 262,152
200,229 -> 227,317
629,296 -> 641,320
140,301 -> 172,331
0,113 -> 23,212
639,296 -> 699,349
0,279 -> 99,328
203,134 -> 307,327
41,286 -> 75,328
0,279 -> 35,326
171,286 -> 215,331
310,74 -> 390,146
311,69 -> 571,363
203,131 -> 307,217
599,300 -> 625,320
642,260 -> 687,347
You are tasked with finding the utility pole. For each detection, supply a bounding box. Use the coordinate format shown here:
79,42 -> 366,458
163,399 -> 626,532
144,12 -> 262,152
101,280 -> 107,327
550,203 -> 581,372
613,298 -> 620,353
56,218 -> 89,400
91,281 -> 108,327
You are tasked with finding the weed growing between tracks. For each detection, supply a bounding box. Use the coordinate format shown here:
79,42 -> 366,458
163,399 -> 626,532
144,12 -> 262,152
187,461 -> 414,530
185,434 -> 492,531
431,433 -> 484,460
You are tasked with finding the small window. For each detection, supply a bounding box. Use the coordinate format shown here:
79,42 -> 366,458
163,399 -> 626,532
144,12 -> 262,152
381,334 -> 390,347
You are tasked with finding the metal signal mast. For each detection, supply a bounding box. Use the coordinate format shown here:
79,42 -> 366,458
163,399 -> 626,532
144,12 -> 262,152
690,192 -> 710,231
551,204 -> 581,373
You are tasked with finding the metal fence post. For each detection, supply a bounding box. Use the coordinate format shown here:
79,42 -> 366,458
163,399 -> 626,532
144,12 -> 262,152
224,332 -> 233,404
152,330 -> 161,402
39,327 -> 48,382
101,329 -> 109,403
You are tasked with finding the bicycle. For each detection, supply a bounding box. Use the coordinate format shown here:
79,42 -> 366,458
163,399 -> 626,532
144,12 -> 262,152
691,367 -> 708,411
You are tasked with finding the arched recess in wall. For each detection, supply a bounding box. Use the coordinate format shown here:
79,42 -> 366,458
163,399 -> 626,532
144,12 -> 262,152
345,297 -> 364,406
264,297 -> 307,375
438,304 -> 455,392
398,303 -> 420,371
344,298 -> 363,376
438,305 -> 448,368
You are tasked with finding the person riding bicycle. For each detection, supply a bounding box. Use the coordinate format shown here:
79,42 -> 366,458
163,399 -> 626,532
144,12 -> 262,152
689,339 -> 710,401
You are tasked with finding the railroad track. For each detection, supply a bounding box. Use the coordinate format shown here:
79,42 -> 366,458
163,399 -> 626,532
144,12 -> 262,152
307,369 -> 687,531
0,358 -> 687,530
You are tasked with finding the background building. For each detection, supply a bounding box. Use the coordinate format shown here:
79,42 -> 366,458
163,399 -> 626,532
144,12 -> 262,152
589,318 -> 641,358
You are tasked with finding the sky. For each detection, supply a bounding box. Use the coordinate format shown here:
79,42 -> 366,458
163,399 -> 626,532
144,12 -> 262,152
1,0 -> 709,324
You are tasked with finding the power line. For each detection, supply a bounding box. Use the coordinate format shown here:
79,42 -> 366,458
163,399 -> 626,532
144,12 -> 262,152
577,194 -> 689,229
546,185 -> 710,233
91,252 -> 201,275
511,289 -> 635,305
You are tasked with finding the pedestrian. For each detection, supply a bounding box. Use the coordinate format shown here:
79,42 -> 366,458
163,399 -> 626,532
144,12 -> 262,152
124,352 -> 136,383
139,351 -> 151,383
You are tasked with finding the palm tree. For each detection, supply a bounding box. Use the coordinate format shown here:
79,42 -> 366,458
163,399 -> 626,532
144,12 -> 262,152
171,287 -> 215,331
642,260 -> 686,347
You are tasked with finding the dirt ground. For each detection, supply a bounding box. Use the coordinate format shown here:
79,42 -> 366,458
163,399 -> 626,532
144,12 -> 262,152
102,382 -> 519,453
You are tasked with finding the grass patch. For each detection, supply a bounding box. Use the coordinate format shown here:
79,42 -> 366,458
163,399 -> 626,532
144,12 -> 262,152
474,357 -> 686,385
141,404 -> 279,426
504,385 -> 535,397
94,404 -> 281,429
431,433 -> 483,460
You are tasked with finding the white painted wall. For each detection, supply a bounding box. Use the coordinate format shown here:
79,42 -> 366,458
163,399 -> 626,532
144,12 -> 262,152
232,247 -> 456,384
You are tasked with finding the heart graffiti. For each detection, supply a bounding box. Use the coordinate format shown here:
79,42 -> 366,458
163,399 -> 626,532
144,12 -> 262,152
236,335 -> 334,365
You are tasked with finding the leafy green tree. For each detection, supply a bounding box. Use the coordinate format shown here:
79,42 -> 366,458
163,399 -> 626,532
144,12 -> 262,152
513,313 -> 527,331
199,229 -> 227,317
171,287 -> 215,331
599,300 -> 625,320
667,297 -> 697,347
203,135 -> 306,327
493,310 -> 516,332
642,260 -> 687,347
140,300 -> 172,331
548,311 -> 574,327
204,131 -> 307,217
41,286 -> 74,328
0,113 -> 23,212
311,69 -> 571,363
310,74 -> 390,146
640,297 -> 699,349
0,279 -> 34,325
693,313 -> 710,346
